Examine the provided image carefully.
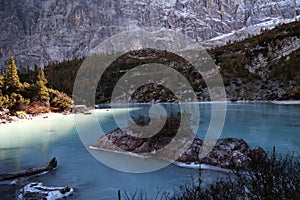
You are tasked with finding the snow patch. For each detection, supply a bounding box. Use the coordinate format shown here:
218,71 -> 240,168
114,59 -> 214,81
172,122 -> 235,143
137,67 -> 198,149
172,161 -> 231,172
18,182 -> 74,200
204,15 -> 300,47
271,101 -> 300,105
90,146 -> 154,159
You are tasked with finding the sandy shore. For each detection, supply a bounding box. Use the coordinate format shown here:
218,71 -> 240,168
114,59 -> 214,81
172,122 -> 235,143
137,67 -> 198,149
0,112 -> 69,126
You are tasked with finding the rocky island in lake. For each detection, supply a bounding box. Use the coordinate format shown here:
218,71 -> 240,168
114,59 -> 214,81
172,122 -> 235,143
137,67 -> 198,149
91,114 -> 267,170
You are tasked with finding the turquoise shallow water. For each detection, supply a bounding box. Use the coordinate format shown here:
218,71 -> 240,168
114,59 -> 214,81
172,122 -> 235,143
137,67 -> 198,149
0,103 -> 299,199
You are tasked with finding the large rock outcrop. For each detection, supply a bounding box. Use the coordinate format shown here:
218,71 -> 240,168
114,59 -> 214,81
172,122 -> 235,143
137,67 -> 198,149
0,0 -> 299,68
92,128 -> 267,170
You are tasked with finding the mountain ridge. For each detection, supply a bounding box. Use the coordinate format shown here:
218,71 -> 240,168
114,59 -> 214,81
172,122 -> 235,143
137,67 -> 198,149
0,0 -> 299,68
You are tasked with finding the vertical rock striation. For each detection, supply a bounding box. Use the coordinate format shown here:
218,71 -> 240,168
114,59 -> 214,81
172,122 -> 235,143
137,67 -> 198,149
0,0 -> 298,68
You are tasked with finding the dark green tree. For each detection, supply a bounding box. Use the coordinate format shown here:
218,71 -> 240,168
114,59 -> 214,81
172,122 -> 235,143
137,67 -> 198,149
36,67 -> 50,103
0,74 -> 7,109
0,74 -> 4,93
37,66 -> 48,85
0,95 -> 10,109
5,56 -> 21,92
48,88 -> 73,111
7,92 -> 30,112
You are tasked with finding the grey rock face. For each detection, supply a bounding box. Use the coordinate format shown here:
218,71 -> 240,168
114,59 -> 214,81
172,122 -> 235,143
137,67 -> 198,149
0,0 -> 298,68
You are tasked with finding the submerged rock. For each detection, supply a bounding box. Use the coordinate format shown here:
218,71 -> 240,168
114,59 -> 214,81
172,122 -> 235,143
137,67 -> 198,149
92,128 -> 267,170
17,182 -> 74,200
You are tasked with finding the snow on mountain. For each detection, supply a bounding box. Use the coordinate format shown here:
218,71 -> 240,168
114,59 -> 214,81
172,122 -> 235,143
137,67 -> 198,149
0,0 -> 299,68
204,15 -> 300,48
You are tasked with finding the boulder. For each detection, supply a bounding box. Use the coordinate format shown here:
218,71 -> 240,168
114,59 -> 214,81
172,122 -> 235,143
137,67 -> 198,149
0,112 -> 15,124
134,142 -> 151,153
249,147 -> 267,163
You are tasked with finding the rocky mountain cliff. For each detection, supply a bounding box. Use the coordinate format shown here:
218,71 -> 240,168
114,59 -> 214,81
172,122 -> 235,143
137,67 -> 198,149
0,0 -> 299,69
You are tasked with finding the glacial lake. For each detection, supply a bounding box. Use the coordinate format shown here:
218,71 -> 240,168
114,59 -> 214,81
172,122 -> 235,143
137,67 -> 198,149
0,103 -> 300,199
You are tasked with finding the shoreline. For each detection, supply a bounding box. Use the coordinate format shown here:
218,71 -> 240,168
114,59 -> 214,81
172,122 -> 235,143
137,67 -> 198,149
1,100 -> 299,126
0,112 -> 69,126
97,100 -> 300,106
90,146 -> 232,173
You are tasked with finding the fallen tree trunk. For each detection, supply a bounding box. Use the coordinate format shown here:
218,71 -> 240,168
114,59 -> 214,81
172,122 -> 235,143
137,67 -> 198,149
0,157 -> 57,181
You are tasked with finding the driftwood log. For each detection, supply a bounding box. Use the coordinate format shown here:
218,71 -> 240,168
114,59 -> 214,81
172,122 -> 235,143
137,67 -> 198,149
0,157 -> 57,181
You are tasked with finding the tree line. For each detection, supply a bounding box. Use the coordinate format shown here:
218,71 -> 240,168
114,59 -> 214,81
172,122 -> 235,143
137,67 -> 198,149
0,57 -> 73,115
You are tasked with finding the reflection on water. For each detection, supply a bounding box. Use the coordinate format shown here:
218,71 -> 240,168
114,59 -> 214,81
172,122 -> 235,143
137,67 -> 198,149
0,103 -> 299,199
0,114 -> 74,173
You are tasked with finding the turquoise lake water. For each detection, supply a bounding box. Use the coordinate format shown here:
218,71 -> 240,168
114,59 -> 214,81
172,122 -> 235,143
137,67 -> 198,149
0,103 -> 299,199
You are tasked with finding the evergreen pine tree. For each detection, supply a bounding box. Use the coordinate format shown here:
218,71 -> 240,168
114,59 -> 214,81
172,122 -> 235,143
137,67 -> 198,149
36,67 -> 50,103
0,74 -> 4,92
0,74 -> 4,108
37,66 -> 48,85
5,56 -> 21,92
